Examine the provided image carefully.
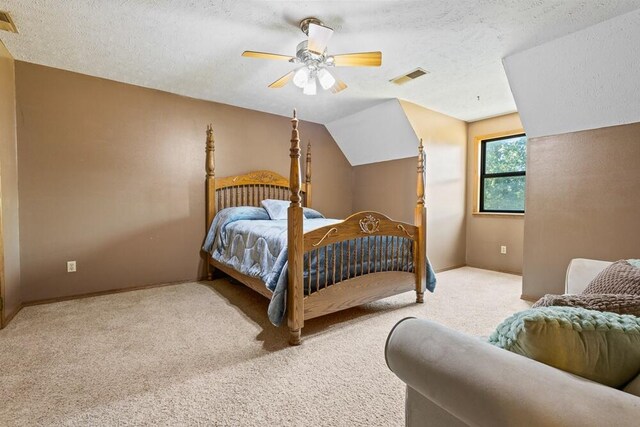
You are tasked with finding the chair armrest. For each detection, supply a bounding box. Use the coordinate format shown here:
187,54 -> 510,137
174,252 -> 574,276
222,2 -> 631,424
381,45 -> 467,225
565,258 -> 612,294
385,318 -> 640,427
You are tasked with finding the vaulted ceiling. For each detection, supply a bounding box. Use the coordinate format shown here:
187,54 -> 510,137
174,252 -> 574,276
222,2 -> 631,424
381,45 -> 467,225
1,1 -> 639,124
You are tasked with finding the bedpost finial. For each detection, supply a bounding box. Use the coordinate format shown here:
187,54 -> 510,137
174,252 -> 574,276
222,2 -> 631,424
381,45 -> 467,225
293,109 -> 297,119
289,109 -> 301,206
417,138 -> 425,205
305,140 -> 312,184
206,124 -> 214,146
291,109 -> 299,133
417,138 -> 425,173
206,124 -> 215,177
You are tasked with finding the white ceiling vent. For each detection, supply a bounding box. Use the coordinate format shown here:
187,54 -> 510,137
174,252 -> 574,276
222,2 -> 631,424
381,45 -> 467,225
390,68 -> 429,85
0,11 -> 17,33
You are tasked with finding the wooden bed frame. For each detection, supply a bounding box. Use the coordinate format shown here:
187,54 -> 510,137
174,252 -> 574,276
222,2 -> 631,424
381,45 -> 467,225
204,111 -> 427,345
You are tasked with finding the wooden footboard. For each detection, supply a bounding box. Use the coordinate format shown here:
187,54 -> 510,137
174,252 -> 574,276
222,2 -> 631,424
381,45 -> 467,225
303,272 -> 415,319
301,211 -> 418,319
286,111 -> 427,345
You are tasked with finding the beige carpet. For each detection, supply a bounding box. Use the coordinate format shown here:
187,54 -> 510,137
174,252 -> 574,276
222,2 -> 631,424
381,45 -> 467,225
0,267 -> 530,426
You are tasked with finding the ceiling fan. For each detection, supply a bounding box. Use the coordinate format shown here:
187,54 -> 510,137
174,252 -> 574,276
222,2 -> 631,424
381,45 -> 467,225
242,17 -> 382,95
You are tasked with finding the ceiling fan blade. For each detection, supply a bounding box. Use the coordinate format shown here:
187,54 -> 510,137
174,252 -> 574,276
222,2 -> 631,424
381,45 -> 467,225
268,71 -> 295,88
242,51 -> 294,61
332,52 -> 382,67
307,23 -> 334,54
330,78 -> 347,94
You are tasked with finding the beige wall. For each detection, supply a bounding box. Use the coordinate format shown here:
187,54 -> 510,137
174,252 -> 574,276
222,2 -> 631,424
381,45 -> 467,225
15,62 -> 352,303
0,42 -> 21,325
522,122 -> 640,299
466,113 -> 524,274
353,101 -> 467,271
9,61 -> 550,308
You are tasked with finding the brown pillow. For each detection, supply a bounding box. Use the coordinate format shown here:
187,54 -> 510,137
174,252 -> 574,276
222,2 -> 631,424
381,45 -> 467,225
582,260 -> 640,295
533,293 -> 640,317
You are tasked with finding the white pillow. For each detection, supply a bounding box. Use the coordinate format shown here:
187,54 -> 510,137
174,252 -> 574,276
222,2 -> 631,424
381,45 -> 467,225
261,199 -> 289,220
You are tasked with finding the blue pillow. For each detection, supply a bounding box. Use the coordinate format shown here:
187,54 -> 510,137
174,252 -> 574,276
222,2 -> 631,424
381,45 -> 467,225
261,199 -> 288,220
261,199 -> 326,220
303,208 -> 325,219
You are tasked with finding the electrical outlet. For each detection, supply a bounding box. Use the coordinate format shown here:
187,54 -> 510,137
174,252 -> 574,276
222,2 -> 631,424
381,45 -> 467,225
67,261 -> 77,273
500,246 -> 507,255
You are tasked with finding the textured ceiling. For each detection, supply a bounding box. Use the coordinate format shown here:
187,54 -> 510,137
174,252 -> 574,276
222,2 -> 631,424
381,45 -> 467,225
1,1 -> 639,124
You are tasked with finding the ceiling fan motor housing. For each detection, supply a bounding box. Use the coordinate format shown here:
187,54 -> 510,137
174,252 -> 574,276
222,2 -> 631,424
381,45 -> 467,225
296,41 -> 331,67
299,17 -> 324,35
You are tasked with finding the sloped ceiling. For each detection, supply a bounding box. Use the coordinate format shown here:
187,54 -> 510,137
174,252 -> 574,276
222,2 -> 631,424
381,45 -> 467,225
1,1 -> 639,126
325,99 -> 418,165
503,8 -> 640,138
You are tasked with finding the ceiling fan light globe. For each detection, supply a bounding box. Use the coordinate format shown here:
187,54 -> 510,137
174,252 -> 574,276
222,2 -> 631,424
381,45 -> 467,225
303,78 -> 317,95
317,68 -> 336,90
293,67 -> 310,88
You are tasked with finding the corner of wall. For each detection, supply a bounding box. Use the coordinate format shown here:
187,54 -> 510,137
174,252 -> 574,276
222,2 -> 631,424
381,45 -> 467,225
465,113 -> 525,275
351,101 -> 467,270
0,39 -> 22,327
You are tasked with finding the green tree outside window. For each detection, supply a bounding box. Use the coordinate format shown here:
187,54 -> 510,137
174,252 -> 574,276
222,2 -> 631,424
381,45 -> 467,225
480,134 -> 527,213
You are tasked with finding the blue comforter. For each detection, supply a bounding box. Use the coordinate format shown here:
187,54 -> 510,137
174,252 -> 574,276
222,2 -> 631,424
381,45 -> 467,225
203,207 -> 436,325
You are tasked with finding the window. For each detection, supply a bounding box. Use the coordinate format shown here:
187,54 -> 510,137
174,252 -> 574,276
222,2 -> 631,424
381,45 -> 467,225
479,133 -> 527,213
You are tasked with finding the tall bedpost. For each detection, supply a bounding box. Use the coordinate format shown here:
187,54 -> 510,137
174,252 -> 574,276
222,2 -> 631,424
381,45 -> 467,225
415,139 -> 427,303
305,140 -> 312,208
287,110 -> 304,345
205,124 -> 216,280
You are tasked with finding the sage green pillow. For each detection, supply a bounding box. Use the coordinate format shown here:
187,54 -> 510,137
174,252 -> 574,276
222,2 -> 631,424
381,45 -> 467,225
489,307 -> 640,388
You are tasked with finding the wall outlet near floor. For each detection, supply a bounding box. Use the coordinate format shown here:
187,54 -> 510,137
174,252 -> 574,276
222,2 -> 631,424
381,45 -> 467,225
67,261 -> 77,273
500,246 -> 507,255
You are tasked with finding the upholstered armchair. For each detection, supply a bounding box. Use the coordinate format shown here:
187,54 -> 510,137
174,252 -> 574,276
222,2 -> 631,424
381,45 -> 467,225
386,259 -> 640,426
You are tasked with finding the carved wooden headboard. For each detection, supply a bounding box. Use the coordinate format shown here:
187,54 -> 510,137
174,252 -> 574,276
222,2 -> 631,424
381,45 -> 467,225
215,170 -> 306,211
204,124 -> 311,228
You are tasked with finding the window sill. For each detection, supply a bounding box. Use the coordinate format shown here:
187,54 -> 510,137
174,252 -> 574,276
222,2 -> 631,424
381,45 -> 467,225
472,212 -> 524,219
